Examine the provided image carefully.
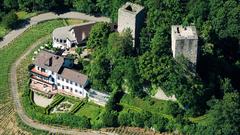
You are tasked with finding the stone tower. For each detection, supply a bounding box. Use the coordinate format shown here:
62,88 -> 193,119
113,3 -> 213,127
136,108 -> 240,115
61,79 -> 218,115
171,25 -> 198,65
118,2 -> 145,47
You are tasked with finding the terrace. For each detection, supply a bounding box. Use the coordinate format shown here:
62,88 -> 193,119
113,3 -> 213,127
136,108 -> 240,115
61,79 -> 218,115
30,67 -> 49,77
30,79 -> 57,96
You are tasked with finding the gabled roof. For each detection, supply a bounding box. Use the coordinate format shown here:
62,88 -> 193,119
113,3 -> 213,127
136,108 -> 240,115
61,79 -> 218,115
34,50 -> 64,73
52,21 -> 96,43
59,68 -> 88,86
34,50 -> 88,85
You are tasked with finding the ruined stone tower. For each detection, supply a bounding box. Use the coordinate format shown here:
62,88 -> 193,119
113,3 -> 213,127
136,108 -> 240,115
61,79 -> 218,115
118,2 -> 145,47
171,25 -> 198,65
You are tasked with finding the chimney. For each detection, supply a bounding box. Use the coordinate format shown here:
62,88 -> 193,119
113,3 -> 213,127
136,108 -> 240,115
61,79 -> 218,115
45,57 -> 52,66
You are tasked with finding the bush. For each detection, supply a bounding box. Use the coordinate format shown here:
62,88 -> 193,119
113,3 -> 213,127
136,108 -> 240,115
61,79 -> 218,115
70,101 -> 85,114
2,10 -> 18,29
45,95 -> 65,114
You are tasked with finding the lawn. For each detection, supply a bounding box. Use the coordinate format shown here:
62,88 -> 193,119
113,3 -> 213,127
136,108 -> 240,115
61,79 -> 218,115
65,19 -> 86,25
0,20 -> 65,102
76,102 -> 103,124
120,94 -> 173,119
16,11 -> 39,20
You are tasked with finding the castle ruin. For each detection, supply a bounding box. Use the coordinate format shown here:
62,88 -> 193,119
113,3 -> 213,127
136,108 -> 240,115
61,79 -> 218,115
118,2 -> 145,48
171,25 -> 198,65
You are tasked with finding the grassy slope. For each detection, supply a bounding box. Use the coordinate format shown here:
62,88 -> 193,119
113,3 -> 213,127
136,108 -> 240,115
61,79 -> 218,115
75,102 -> 103,125
0,11 -> 38,38
0,20 -> 65,134
120,94 -> 173,120
0,19 -> 65,103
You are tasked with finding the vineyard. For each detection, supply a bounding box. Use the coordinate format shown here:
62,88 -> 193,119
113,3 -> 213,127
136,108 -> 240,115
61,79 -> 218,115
101,127 -> 169,135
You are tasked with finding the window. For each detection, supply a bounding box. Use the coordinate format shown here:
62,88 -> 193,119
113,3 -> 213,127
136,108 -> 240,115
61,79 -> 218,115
66,86 -> 69,89
62,78 -> 64,81
75,90 -> 77,92
41,68 -> 46,72
70,81 -> 73,84
57,76 -> 60,80
52,71 -> 54,75
57,83 -> 60,86
79,91 -> 82,94
66,79 -> 69,83
70,89 -> 73,92
75,82 -> 77,86
70,88 -> 72,90
62,85 -> 64,89
60,39 -> 62,43
64,40 -> 66,43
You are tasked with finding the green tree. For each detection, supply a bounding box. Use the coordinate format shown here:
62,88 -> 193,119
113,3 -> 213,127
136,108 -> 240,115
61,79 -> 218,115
87,47 -> 111,92
87,22 -> 111,49
4,0 -> 18,10
101,110 -> 119,127
118,112 -> 132,126
198,92 -> 240,134
209,0 -> 240,39
2,11 -> 18,29
73,0 -> 96,14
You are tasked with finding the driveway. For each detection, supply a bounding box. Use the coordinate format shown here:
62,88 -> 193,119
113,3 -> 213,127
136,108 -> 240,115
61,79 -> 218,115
0,11 -> 110,48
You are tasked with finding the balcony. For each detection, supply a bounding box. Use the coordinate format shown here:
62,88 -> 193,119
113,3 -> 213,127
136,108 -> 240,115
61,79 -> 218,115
30,79 -> 57,95
30,67 -> 49,78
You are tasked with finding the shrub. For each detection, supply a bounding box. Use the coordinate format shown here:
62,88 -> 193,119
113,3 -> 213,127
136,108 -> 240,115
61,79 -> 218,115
70,101 -> 85,114
2,10 -> 18,29
45,95 -> 65,114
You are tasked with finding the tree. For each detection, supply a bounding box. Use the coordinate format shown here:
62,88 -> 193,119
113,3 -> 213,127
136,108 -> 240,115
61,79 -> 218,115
87,22 -> 111,49
220,78 -> 235,94
87,47 -> 111,92
196,92 -> 240,134
73,0 -> 96,14
4,0 -> 18,10
96,0 -> 111,16
107,30 -> 133,62
150,114 -> 168,132
2,11 -> 18,29
209,0 -> 240,39
101,110 -> 119,127
118,112 -> 132,126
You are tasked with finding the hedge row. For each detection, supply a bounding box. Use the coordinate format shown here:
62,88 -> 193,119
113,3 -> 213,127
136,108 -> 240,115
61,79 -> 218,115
70,101 -> 85,114
45,95 -> 65,114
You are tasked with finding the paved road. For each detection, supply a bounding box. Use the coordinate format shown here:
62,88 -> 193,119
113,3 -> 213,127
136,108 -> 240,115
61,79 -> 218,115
0,11 -> 110,48
7,12 -> 113,134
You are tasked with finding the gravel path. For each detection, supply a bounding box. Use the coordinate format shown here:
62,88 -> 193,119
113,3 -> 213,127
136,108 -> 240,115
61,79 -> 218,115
6,12 -> 114,134
0,11 -> 110,48
33,92 -> 53,108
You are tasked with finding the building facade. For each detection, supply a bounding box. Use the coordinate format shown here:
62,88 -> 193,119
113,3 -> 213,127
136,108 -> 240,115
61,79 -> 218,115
118,2 -> 145,47
171,25 -> 198,65
52,22 -> 96,49
30,50 -> 88,98
29,50 -> 109,106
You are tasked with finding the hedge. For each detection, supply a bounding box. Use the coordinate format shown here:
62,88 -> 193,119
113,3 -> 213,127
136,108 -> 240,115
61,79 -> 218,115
45,95 -> 65,114
70,101 -> 85,114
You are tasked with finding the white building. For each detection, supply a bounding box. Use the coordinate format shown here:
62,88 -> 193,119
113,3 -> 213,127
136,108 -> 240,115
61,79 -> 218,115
52,22 -> 96,49
29,50 -> 101,102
